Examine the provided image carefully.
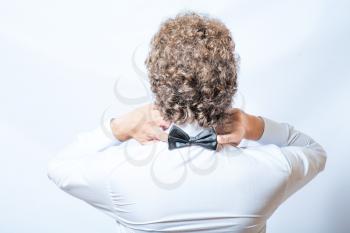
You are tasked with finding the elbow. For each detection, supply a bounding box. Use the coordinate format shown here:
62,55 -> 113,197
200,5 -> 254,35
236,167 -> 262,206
47,157 -> 69,190
47,158 -> 60,186
47,155 -> 82,191
317,144 -> 328,173
320,151 -> 327,172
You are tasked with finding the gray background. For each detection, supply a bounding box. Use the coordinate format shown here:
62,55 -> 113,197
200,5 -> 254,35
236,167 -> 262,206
1,0 -> 349,232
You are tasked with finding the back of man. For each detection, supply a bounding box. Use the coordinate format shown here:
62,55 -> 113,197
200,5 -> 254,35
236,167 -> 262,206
104,142 -> 286,233
48,117 -> 326,232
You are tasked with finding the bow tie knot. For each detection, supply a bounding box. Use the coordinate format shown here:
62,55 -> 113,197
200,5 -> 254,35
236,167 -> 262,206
188,137 -> 196,143
168,125 -> 218,151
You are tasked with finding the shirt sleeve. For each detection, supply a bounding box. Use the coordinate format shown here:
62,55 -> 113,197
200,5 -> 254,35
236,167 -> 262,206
257,117 -> 327,202
47,117 -> 124,218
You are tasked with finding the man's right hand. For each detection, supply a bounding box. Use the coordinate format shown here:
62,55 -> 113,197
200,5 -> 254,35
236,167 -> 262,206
110,104 -> 170,144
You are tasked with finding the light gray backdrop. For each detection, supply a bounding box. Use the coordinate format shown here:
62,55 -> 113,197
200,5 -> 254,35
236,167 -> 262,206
1,0 -> 349,232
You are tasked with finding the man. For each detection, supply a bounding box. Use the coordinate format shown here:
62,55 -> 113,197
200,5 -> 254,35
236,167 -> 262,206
48,13 -> 327,233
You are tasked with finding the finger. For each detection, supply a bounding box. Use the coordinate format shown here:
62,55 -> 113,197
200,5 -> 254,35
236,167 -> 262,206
151,109 -> 171,128
141,140 -> 158,145
159,120 -> 171,129
150,127 -> 169,142
150,107 -> 163,120
157,131 -> 169,142
227,108 -> 241,115
217,134 -> 240,144
230,142 -> 239,147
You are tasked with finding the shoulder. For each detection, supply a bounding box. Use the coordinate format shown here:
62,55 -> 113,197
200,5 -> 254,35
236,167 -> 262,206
221,144 -> 292,174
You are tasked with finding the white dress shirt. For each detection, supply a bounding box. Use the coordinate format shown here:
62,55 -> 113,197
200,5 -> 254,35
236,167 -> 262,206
48,117 -> 327,233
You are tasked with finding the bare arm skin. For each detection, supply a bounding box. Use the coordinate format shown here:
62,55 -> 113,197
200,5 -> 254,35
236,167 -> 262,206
110,105 -> 263,145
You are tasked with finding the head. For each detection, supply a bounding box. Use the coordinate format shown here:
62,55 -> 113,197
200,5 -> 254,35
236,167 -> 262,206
145,12 -> 239,128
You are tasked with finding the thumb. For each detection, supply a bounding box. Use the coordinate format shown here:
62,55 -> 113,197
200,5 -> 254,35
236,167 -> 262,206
157,131 -> 169,142
217,133 -> 240,144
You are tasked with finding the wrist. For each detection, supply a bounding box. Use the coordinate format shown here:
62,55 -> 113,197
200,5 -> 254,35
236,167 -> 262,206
244,113 -> 265,140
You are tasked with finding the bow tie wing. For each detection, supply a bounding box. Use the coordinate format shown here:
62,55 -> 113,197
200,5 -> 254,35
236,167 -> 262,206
168,125 -> 191,150
191,128 -> 218,150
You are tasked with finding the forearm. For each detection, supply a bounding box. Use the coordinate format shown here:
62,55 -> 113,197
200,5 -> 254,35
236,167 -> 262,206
243,112 -> 322,149
256,116 -> 323,148
253,116 -> 327,202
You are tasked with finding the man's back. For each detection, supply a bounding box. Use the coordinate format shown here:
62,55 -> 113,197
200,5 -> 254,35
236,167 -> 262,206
48,118 -> 326,232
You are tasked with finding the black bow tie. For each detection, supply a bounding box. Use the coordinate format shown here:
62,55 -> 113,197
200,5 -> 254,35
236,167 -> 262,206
168,125 -> 218,151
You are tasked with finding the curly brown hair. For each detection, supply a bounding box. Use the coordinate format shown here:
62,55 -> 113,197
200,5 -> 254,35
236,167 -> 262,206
145,12 -> 239,128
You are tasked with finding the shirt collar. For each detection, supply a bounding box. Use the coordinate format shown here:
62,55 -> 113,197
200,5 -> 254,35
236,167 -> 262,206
165,122 -> 212,137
